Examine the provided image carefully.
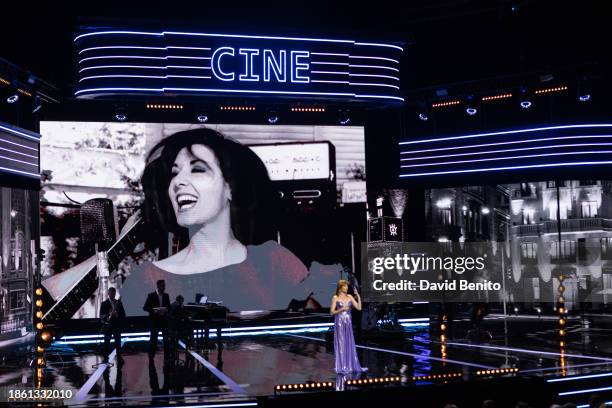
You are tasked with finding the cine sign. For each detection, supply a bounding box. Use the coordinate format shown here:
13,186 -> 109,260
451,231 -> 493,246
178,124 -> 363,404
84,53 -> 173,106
212,48 -> 310,83
74,30 -> 404,104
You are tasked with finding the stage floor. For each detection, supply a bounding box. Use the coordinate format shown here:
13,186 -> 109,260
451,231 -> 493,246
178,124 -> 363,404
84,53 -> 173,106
35,315 -> 612,407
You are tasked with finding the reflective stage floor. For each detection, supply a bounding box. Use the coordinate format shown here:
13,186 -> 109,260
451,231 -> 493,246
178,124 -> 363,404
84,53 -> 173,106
15,314 -> 612,407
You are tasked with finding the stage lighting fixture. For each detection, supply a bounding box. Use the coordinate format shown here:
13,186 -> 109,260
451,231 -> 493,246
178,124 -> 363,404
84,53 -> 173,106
6,94 -> 18,104
578,94 -> 591,102
196,114 -> 209,123
32,96 -> 42,113
114,107 -> 128,122
338,109 -> 351,125
465,95 -> 478,116
520,100 -> 532,109
266,110 -> 279,124
418,103 -> 429,122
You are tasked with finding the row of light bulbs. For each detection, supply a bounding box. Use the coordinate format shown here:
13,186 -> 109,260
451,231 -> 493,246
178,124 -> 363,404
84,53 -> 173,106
275,382 -> 334,391
420,84 -> 588,121
475,368 -> 519,375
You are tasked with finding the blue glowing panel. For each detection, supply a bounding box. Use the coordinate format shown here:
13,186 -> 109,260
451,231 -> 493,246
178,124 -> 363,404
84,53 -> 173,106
398,124 -> 612,179
0,122 -> 40,179
74,30 -> 404,104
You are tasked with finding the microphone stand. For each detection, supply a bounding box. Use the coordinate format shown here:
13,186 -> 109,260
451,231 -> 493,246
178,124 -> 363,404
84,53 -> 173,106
93,243 -> 113,369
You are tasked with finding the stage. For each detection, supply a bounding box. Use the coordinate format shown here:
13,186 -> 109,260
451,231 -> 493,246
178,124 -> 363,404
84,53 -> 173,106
21,314 -> 612,407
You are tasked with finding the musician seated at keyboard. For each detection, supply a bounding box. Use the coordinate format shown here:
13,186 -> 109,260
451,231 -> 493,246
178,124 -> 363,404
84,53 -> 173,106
130,128 -> 312,311
100,287 -> 126,365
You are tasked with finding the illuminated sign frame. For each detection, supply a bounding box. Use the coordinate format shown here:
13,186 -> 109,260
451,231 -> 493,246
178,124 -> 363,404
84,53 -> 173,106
74,30 -> 404,104
398,124 -> 612,180
0,121 -> 41,181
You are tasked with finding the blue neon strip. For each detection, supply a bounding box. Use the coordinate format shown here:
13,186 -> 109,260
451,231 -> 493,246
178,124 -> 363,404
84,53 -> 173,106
400,161 -> 612,178
349,64 -> 400,72
400,323 -> 429,327
310,62 -> 350,66
79,65 -> 168,72
398,124 -> 612,145
307,80 -> 349,84
400,135 -> 612,155
79,45 -> 166,53
356,94 -> 405,102
79,55 -> 168,63
401,142 -> 612,161
548,372 -> 612,383
349,55 -> 400,64
310,71 -> 349,75
400,150 -> 612,169
355,42 -> 404,51
60,322 -> 338,340
0,137 -> 39,151
0,123 -> 41,141
349,73 -> 400,81
0,154 -> 38,166
350,82 -> 399,89
310,52 -> 349,57
167,65 -> 211,69
559,385 -> 612,396
79,74 -> 212,82
75,30 -> 402,51
55,327 -> 332,345
0,146 -> 38,158
79,55 -> 212,64
75,87 -> 400,100
398,318 -> 430,322
577,402 -> 612,408
78,45 -> 213,54
0,166 -> 40,178
75,87 -> 164,94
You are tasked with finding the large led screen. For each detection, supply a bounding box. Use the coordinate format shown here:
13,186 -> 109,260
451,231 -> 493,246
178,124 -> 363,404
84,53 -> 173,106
39,122 -> 366,317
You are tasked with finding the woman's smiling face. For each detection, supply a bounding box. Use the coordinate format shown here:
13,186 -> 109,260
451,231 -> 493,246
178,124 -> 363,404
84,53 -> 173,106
168,144 -> 231,228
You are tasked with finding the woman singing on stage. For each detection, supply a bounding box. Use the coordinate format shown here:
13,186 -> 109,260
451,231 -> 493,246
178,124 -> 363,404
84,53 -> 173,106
330,279 -> 367,374
122,128 -> 310,311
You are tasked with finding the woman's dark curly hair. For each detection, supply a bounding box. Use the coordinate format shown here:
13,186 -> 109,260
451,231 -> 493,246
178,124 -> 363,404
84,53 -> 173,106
141,128 -> 278,246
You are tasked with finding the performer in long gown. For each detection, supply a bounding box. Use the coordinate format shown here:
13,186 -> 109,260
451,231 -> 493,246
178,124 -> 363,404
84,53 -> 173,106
330,279 -> 367,374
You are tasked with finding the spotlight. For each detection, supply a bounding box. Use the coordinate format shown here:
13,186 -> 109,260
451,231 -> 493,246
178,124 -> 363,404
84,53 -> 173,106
418,112 -> 429,121
577,76 -> 592,102
114,106 -> 128,122
266,110 -> 279,124
338,109 -> 351,125
520,100 -> 532,109
196,114 -> 209,123
465,95 -> 478,116
6,94 -> 19,104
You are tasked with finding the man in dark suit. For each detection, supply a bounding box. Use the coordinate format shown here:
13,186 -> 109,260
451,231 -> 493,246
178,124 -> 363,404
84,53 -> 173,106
143,279 -> 171,357
100,287 -> 126,365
